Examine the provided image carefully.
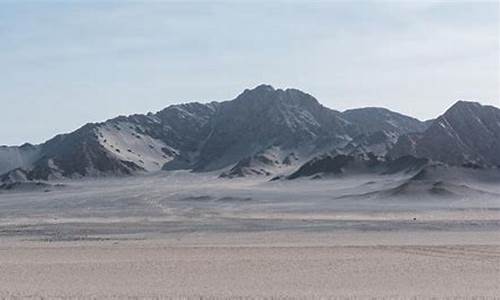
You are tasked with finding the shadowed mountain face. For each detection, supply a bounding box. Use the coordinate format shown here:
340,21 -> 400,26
179,85 -> 358,171
286,102 -> 500,181
286,153 -> 429,180
0,85 -> 496,182
335,108 -> 431,160
287,154 -> 356,179
390,101 -> 500,167
342,107 -> 428,135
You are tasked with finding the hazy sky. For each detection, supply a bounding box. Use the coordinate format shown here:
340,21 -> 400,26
1,0 -> 499,145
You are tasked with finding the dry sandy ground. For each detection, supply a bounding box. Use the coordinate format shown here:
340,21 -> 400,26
1,173 -> 499,298
0,231 -> 499,299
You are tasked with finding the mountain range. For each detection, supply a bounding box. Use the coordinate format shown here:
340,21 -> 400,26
1,84 -> 499,184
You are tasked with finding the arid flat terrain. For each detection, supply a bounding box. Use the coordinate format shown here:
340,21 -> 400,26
0,172 -> 499,298
1,231 -> 500,299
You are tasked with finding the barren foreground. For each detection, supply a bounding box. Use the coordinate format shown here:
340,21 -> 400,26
0,231 -> 499,299
0,172 -> 499,298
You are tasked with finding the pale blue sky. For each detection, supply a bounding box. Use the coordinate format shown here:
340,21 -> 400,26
1,0 -> 499,145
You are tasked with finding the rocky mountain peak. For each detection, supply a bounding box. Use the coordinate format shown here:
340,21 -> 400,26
1,88 -> 498,182
234,84 -> 321,110
400,100 -> 500,167
439,100 -> 484,122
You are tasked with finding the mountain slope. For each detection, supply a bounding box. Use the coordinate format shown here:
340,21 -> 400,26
391,101 -> 500,167
336,107 -> 428,159
342,107 -> 428,135
0,103 -> 219,180
1,86 -> 497,182
183,85 -> 357,171
0,143 -> 41,175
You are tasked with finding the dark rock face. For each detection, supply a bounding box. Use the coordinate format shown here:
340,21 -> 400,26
396,101 -> 500,167
336,108 -> 428,160
342,107 -> 428,135
205,87 -> 430,174
287,153 -> 430,180
387,133 -> 422,159
287,155 -> 355,179
154,102 -> 218,154
0,85 -> 497,182
189,85 -> 356,171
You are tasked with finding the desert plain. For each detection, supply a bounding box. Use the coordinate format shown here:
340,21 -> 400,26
0,171 -> 499,299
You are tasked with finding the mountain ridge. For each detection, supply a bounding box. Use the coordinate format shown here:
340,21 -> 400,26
0,85 -> 497,182
390,100 -> 500,167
